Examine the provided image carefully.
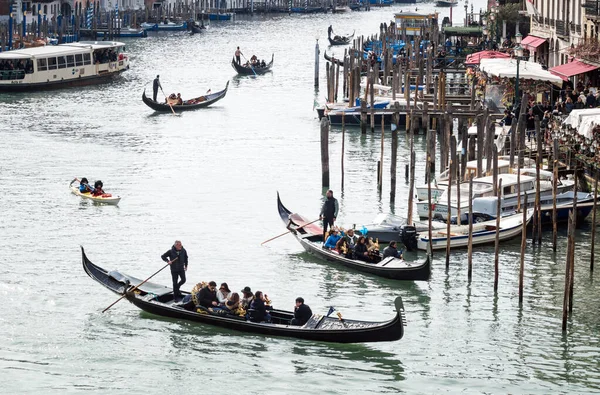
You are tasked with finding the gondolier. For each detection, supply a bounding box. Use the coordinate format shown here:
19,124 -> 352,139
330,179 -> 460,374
153,75 -> 162,102
161,240 -> 188,301
319,190 -> 339,241
235,47 -> 242,65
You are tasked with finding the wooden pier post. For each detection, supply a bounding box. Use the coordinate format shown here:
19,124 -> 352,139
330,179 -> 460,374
445,137 -> 456,268
370,72 -> 375,133
494,179 -> 502,292
552,138 -> 559,251
427,119 -> 434,256
519,193 -> 528,305
467,174 -> 474,281
591,171 -> 598,272
314,39 -> 319,88
535,116 -> 542,244
390,105 -> 399,204
407,110 -> 416,225
360,100 -> 367,135
476,114 -> 483,176
378,116 -> 384,192
569,170 -> 579,313
341,112 -> 345,191
320,117 -> 330,188
562,211 -> 575,331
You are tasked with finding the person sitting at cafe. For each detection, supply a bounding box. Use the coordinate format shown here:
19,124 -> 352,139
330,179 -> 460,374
291,297 -> 312,326
382,241 -> 403,259
197,281 -> 219,308
324,228 -> 342,249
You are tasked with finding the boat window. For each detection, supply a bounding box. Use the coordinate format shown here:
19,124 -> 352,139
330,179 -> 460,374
66,55 -> 75,68
75,53 -> 84,66
83,53 -> 91,65
47,57 -> 57,70
503,186 -> 512,195
37,58 -> 47,71
57,56 -> 66,69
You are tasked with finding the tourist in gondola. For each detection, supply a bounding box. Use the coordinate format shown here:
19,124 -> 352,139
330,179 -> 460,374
91,180 -> 105,196
248,291 -> 272,323
153,75 -> 162,102
319,189 -> 339,242
343,228 -> 358,251
176,93 -> 183,105
197,281 -> 219,308
79,178 -> 93,193
383,241 -> 402,259
324,228 -> 342,250
241,286 -> 254,309
160,240 -> 189,301
354,236 -> 371,262
235,47 -> 242,65
260,59 -> 266,68
291,297 -> 312,326
335,237 -> 350,256
250,55 -> 258,65
216,282 -> 231,305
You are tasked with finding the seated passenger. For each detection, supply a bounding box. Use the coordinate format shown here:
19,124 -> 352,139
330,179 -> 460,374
335,237 -> 350,256
91,180 -> 105,196
176,93 -> 183,105
197,281 -> 219,308
343,229 -> 358,251
382,241 -> 403,259
248,291 -> 271,323
354,236 -> 371,262
240,286 -> 254,309
216,282 -> 231,305
324,228 -> 342,249
79,177 -> 92,193
250,54 -> 257,63
291,297 -> 312,326
260,60 -> 266,68
224,292 -> 240,312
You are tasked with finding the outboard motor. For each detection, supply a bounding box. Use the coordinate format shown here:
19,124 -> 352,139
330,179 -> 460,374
400,225 -> 418,252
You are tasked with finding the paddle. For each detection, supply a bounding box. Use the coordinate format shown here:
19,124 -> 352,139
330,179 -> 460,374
102,257 -> 178,313
261,218 -> 321,245
241,53 -> 258,77
160,86 -> 179,116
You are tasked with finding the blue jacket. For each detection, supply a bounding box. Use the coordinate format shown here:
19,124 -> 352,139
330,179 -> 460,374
79,184 -> 92,193
324,234 -> 342,249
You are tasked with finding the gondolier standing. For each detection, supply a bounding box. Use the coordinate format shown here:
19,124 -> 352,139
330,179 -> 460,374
319,189 -> 339,242
161,240 -> 188,301
235,47 -> 242,65
153,75 -> 162,102
328,25 -> 333,38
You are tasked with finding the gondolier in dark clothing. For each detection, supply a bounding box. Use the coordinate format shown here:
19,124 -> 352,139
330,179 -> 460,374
328,25 -> 333,38
235,47 -> 242,65
291,297 -> 312,326
153,75 -> 162,102
319,189 -> 339,241
161,240 -> 188,300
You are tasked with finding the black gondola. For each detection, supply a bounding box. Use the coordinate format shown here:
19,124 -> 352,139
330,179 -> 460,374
81,247 -> 406,343
328,31 -> 354,46
190,24 -> 206,34
231,54 -> 274,75
277,193 -> 431,281
142,81 -> 229,112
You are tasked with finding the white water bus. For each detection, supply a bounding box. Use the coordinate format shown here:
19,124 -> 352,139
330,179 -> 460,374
0,41 -> 129,91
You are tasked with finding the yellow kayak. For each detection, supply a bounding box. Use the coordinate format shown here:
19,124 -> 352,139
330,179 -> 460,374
69,179 -> 121,205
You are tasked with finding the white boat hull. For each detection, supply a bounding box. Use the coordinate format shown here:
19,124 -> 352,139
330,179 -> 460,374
70,186 -> 121,205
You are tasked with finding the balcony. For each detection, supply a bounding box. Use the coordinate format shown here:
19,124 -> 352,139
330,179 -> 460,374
556,20 -> 569,38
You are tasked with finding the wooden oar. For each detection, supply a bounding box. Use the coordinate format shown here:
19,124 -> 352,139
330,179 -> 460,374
102,257 -> 178,313
261,218 -> 320,245
241,53 -> 258,77
160,87 -> 179,116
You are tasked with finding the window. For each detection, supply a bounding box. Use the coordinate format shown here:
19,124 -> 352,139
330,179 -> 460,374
37,58 -> 47,71
66,55 -> 75,67
57,56 -> 66,69
83,53 -> 91,65
75,53 -> 83,66
43,5 -> 47,14
47,57 -> 57,70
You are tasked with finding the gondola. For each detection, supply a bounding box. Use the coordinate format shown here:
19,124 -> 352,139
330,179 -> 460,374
231,54 -> 274,75
81,247 -> 406,343
276,193 -> 431,281
328,31 -> 354,46
189,24 -> 206,34
142,81 -> 229,112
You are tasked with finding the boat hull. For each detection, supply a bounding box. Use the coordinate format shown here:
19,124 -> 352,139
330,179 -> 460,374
0,68 -> 127,92
70,186 -> 121,205
231,54 -> 274,75
142,81 -> 229,112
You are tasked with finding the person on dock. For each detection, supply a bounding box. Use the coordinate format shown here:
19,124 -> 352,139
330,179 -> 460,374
320,190 -> 339,242
161,240 -> 189,301
291,297 -> 312,326
382,241 -> 403,259
235,47 -> 242,65
153,75 -> 162,102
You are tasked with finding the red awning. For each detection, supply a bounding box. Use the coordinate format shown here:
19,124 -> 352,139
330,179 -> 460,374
550,59 -> 599,81
465,50 -> 510,65
521,35 -> 546,50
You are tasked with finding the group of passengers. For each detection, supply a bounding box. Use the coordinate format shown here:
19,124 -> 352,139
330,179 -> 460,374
0,59 -> 33,76
180,282 -> 313,326
245,55 -> 266,68
78,177 -> 106,196
93,49 -> 118,64
165,93 -> 183,105
323,227 -> 403,263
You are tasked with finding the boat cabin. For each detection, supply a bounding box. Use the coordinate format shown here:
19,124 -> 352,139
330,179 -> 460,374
439,173 -> 536,207
394,12 -> 438,36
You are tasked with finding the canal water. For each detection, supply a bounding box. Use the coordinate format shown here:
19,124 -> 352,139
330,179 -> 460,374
1,2 -> 600,393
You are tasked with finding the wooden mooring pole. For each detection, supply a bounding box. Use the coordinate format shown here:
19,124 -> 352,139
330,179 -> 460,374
320,117 -> 329,188
341,112 -> 345,191
591,171 -> 598,272
519,193 -> 528,305
494,178 -> 502,293
467,174 -> 474,281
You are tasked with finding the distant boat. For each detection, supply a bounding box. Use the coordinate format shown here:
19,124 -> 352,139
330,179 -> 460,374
142,81 -> 229,113
96,27 -> 147,38
231,54 -> 274,75
435,0 -> 458,6
208,12 -> 233,20
328,31 -> 355,46
141,21 -> 187,31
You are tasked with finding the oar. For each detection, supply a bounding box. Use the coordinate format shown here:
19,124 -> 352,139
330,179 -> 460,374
241,53 -> 257,77
261,218 -> 321,245
160,87 -> 179,116
102,257 -> 178,313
